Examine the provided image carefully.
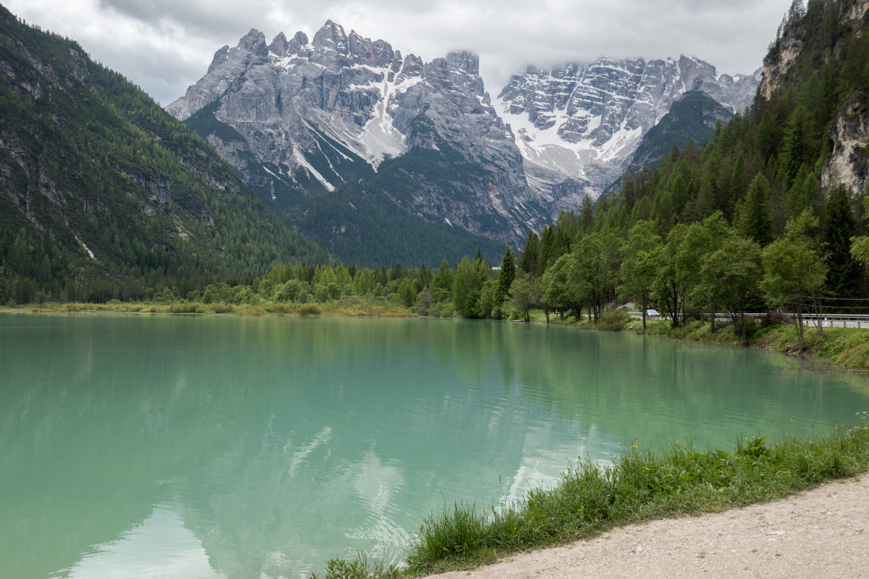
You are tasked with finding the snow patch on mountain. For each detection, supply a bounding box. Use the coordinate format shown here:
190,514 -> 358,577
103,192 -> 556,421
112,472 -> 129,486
496,56 -> 760,200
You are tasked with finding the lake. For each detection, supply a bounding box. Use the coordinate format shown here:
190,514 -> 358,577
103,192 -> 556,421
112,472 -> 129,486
2,314 -> 868,578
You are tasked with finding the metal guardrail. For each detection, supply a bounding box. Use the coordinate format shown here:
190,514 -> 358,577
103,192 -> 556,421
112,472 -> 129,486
628,311 -> 869,329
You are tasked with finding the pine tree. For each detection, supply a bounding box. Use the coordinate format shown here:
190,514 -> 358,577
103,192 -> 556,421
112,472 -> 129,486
730,152 -> 747,210
579,195 -> 594,234
756,111 -> 777,163
739,174 -> 774,246
824,186 -> 861,297
493,248 -> 516,313
519,230 -> 540,276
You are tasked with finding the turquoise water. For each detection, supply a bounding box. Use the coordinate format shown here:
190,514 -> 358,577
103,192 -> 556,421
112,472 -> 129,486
1,314 -> 867,578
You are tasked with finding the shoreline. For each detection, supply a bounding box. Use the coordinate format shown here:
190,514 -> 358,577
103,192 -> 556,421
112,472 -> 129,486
427,474 -> 869,579
4,305 -> 869,374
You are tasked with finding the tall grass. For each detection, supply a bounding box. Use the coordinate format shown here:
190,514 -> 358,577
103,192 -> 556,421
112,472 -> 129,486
315,422 -> 869,578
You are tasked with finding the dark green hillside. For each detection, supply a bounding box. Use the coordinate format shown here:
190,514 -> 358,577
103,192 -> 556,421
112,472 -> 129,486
185,101 -> 511,267
294,179 -> 506,268
292,139 -> 511,267
0,4 -> 327,303
626,90 -> 734,174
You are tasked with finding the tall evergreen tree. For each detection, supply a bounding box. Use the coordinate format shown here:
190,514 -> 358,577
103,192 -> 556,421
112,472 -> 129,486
493,248 -> 516,313
824,186 -> 861,297
780,104 -> 818,186
579,195 -> 595,234
538,225 -> 557,275
739,173 -> 774,246
730,152 -> 747,211
519,231 -> 540,276
756,110 -> 778,163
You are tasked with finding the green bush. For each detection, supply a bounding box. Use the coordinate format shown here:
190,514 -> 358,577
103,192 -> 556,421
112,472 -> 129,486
597,308 -> 630,331
297,303 -> 322,316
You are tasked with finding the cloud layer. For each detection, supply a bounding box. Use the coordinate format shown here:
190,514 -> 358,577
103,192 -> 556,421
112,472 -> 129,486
6,0 -> 790,105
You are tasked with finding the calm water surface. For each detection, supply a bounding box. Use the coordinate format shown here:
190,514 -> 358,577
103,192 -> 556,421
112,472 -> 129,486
2,314 -> 868,578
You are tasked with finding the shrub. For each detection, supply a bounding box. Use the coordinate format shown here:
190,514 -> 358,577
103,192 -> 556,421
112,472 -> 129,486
598,308 -> 630,331
297,303 -> 321,316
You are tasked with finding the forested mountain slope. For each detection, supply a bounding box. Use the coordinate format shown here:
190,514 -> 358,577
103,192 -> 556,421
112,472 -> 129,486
0,5 -> 327,303
624,91 -> 735,174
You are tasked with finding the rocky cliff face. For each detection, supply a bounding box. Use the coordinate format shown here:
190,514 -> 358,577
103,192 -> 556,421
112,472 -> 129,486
168,22 -> 760,251
822,91 -> 869,196
820,0 -> 869,199
495,56 -> 760,209
760,0 -> 869,199
167,22 -> 545,246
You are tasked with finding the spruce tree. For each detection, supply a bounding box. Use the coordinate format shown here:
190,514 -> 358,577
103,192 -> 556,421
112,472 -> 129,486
493,248 -> 516,312
579,195 -> 594,234
739,173 -> 774,246
519,231 -> 540,276
756,111 -> 777,163
824,186 -> 861,297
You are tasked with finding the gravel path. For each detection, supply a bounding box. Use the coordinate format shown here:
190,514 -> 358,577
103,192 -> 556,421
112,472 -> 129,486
430,476 -> 869,579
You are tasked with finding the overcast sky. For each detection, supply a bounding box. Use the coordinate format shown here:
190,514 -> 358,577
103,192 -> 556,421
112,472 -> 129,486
6,0 -> 791,106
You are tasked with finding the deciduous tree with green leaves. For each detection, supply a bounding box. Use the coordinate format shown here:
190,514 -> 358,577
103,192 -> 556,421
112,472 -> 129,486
761,210 -> 828,341
679,212 -> 734,329
508,276 -> 541,323
653,223 -> 689,327
619,220 -> 661,332
452,255 -> 489,318
698,237 -> 763,345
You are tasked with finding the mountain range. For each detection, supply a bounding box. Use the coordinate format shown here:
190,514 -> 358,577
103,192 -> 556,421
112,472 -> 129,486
167,22 -> 760,263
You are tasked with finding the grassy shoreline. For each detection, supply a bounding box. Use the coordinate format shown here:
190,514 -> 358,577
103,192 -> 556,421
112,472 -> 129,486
637,318 -> 869,373
1,300 -> 415,318
6,302 -> 869,374
314,423 -> 869,579
541,312 -> 869,374
8,303 -> 869,374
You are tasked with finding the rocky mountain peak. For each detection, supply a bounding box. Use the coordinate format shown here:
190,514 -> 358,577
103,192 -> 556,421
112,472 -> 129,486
170,28 -> 270,119
167,21 -> 760,258
237,29 -> 268,58
495,54 -> 760,208
400,54 -> 424,78
446,50 -> 485,97
422,57 -> 450,88
347,31 -> 395,67
287,31 -> 309,56
312,20 -> 349,54
676,55 -> 716,81
268,32 -> 288,57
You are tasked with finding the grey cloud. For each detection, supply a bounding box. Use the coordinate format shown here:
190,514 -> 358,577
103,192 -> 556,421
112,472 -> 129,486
97,0 -> 251,37
6,0 -> 790,105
